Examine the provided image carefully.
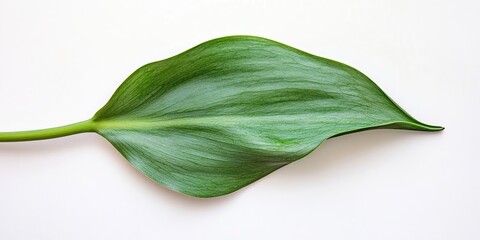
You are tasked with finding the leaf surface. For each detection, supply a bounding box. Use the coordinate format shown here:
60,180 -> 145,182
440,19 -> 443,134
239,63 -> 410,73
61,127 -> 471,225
92,36 -> 441,197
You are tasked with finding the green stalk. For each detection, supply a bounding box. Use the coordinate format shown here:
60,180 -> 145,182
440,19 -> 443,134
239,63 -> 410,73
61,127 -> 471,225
0,120 -> 94,142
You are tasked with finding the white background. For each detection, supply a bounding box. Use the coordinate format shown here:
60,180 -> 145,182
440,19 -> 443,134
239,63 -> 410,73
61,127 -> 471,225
0,0 -> 478,239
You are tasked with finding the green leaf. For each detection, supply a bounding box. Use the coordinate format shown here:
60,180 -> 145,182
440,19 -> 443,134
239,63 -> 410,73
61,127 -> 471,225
91,36 -> 442,197
0,36 -> 443,198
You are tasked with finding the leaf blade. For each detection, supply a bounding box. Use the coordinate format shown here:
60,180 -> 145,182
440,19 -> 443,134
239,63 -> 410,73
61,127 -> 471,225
93,36 -> 442,197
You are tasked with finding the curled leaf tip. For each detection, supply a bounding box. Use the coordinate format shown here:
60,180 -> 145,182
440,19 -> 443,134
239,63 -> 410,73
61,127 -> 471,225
419,124 -> 445,131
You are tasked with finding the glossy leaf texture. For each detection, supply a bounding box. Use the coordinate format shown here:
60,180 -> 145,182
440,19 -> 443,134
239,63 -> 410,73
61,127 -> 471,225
92,36 -> 442,197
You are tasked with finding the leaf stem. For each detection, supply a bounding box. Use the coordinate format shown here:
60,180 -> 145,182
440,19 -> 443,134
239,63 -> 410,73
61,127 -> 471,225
0,120 -> 94,142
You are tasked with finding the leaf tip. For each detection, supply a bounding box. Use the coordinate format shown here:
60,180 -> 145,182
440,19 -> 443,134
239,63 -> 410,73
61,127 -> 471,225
429,125 -> 445,131
411,122 -> 445,132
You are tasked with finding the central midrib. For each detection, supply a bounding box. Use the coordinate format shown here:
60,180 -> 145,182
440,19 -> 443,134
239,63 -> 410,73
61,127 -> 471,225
92,113 -> 435,132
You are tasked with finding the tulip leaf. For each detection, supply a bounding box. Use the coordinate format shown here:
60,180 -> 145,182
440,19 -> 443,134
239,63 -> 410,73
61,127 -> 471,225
0,36 -> 443,198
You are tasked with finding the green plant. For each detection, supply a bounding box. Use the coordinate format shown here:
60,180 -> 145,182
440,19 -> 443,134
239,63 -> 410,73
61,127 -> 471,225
0,36 -> 443,197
